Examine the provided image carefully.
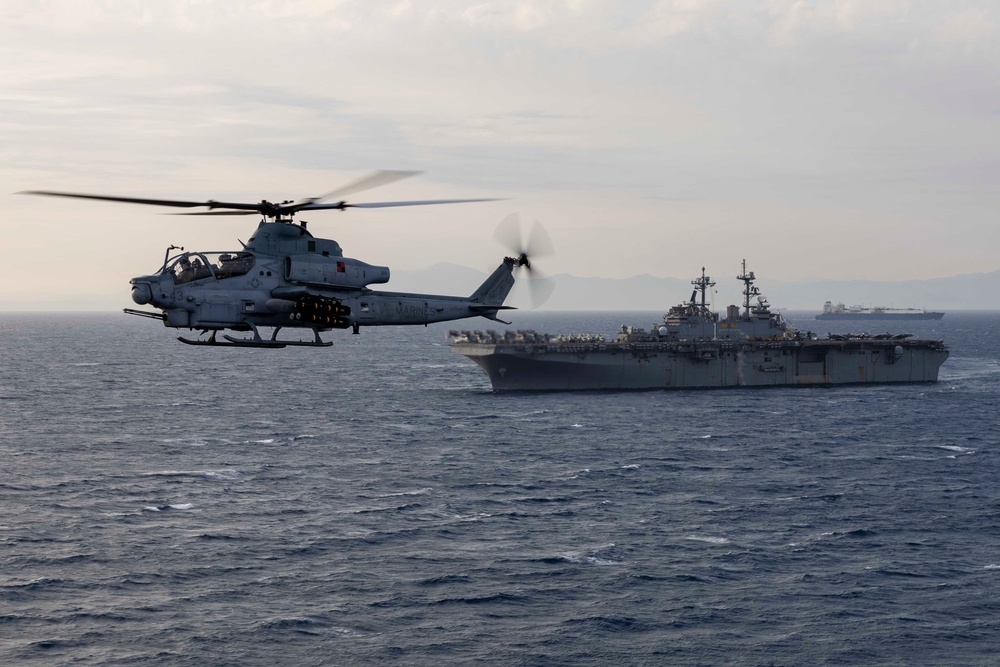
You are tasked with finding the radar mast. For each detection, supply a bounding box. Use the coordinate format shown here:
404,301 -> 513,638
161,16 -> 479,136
692,267 -> 715,316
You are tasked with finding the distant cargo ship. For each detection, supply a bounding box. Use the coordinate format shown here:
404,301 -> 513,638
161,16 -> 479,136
816,301 -> 945,321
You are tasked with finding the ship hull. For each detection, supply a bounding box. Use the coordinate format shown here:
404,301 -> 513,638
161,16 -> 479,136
815,312 -> 944,321
454,339 -> 949,392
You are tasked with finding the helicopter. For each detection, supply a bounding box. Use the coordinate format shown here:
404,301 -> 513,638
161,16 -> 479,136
22,171 -> 553,348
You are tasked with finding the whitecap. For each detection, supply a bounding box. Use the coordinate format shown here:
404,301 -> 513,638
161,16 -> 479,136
378,488 -> 433,498
204,470 -> 242,479
144,469 -> 237,479
699,434 -> 712,439
557,544 -> 620,565
685,535 -> 729,544
144,502 -> 193,511
937,445 -> 974,454
555,552 -> 622,566
584,556 -> 622,566
984,564 -> 1000,570
621,464 -> 640,470
331,626 -> 365,637
161,438 -> 209,447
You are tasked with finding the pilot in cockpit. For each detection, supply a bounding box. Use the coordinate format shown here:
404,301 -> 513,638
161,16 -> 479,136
191,257 -> 211,280
176,256 -> 192,281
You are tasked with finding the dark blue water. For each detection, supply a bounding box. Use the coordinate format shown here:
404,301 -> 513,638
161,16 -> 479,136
2,311 -> 999,666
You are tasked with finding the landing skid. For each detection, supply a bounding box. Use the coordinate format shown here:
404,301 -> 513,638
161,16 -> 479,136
178,325 -> 332,348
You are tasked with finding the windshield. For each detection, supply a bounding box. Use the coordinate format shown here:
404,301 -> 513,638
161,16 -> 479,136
213,252 -> 255,279
167,252 -> 255,284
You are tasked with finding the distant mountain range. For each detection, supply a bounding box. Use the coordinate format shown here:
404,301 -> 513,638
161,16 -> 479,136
388,262 -> 1000,311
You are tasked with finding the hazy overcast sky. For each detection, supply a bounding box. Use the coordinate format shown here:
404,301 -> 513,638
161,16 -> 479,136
2,0 -> 998,309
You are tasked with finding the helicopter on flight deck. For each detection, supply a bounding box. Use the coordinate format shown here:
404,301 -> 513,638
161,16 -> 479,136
22,171 -> 553,348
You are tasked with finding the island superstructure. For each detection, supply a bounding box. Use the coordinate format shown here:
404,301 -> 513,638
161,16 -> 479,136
450,262 -> 949,392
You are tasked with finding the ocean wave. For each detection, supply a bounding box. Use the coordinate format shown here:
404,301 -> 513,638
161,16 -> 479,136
561,615 -> 653,632
256,616 -> 327,634
352,502 -> 424,514
419,574 -> 473,586
1,577 -> 67,591
428,591 -> 527,606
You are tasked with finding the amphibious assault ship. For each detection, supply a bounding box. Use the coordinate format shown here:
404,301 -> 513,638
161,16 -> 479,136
450,262 -> 949,392
816,301 -> 945,321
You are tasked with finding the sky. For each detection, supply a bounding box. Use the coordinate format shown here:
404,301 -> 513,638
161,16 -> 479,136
2,0 -> 998,310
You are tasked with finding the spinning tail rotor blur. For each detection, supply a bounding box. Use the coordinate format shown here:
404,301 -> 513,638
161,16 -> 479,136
494,213 -> 555,308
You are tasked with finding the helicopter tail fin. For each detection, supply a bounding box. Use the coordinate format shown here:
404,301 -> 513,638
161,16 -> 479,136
469,259 -> 516,306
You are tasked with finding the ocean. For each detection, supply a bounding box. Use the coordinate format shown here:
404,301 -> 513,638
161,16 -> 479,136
2,310 -> 999,666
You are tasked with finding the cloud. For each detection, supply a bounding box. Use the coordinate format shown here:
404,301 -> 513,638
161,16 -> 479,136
933,8 -> 998,46
766,0 -> 907,48
460,2 -> 551,32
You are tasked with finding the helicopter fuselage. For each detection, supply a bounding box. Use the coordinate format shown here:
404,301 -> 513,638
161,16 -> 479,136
128,221 -> 518,344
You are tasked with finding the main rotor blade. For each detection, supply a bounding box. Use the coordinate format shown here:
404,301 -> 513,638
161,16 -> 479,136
171,210 -> 260,216
299,198 -> 503,211
18,190 -> 244,209
22,178 -> 501,217
312,170 -> 421,203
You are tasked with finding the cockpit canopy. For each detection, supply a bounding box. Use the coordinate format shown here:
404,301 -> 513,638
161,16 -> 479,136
167,252 -> 256,284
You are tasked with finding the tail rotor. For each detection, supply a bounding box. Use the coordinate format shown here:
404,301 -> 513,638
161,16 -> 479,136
494,213 -> 555,308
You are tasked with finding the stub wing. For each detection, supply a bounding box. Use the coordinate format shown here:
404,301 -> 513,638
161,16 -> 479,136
469,304 -> 515,324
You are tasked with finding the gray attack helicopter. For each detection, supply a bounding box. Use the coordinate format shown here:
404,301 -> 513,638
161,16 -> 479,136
23,171 -> 554,348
